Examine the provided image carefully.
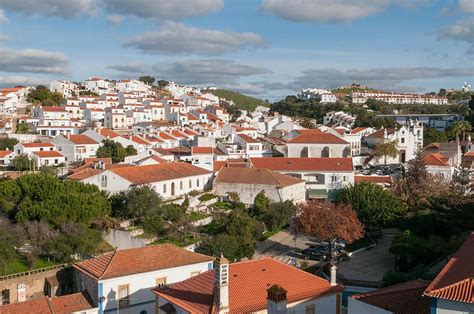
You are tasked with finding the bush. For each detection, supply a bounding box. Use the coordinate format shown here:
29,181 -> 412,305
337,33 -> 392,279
198,193 -> 217,202
382,265 -> 432,287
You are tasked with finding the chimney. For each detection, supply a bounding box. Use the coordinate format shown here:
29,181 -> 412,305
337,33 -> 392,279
330,264 -> 338,286
267,284 -> 287,314
214,254 -> 229,313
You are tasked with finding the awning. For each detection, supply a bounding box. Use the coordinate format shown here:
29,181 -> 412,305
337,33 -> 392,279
308,189 -> 328,199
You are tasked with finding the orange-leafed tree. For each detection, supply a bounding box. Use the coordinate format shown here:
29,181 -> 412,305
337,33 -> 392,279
294,201 -> 364,263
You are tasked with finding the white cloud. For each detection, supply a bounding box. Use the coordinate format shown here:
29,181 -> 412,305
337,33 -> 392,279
109,59 -> 270,86
123,22 -> 267,55
291,67 -> 474,90
0,0 -> 97,18
260,0 -> 433,24
103,0 -> 223,20
459,0 -> 474,13
437,18 -> 474,54
107,14 -> 124,25
0,48 -> 69,74
0,76 -> 48,87
0,9 -> 8,23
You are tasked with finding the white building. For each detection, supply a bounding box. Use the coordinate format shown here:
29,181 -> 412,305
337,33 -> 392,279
299,88 -> 337,103
351,90 -> 448,105
250,157 -> 354,200
285,129 -> 351,158
323,111 -> 356,127
82,162 -> 212,197
115,79 -> 151,96
52,134 -> 100,163
84,77 -> 111,95
49,80 -> 79,98
32,150 -> 66,167
73,244 -> 214,314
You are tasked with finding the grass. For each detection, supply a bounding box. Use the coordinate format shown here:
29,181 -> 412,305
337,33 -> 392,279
199,220 -> 225,236
1,254 -> 57,276
346,236 -> 375,252
205,89 -> 268,111
211,201 -> 233,211
186,212 -> 211,222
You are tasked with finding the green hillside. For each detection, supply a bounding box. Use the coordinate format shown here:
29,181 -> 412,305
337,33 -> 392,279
205,89 -> 268,112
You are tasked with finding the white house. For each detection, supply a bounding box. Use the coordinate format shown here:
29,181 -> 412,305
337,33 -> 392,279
32,150 -> 65,167
0,150 -> 14,167
214,167 -> 306,204
424,153 -> 455,181
299,88 -> 337,103
153,257 -> 344,314
73,244 -> 214,314
14,142 -> 57,157
49,80 -> 79,98
52,134 -> 100,163
250,157 -> 354,200
84,77 -> 111,95
285,129 -> 351,158
82,162 -> 212,197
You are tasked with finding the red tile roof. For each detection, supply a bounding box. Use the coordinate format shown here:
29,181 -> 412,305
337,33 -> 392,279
352,280 -> 430,314
109,162 -> 211,185
213,160 -> 227,172
287,130 -> 348,144
215,167 -> 304,188
129,135 -> 150,145
424,153 -> 450,167
33,151 -> 64,158
153,258 -> 343,313
73,244 -> 214,280
192,146 -> 213,154
21,142 -> 54,148
365,128 -> 395,139
424,233 -> 474,304
68,135 -> 98,145
0,150 -> 13,158
355,175 -> 393,185
250,157 -> 353,172
98,128 -> 120,139
350,127 -> 367,134
237,133 -> 260,144
0,292 -> 95,314
42,106 -> 67,112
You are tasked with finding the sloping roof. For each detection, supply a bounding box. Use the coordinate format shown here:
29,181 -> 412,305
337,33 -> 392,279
250,157 -> 353,172
424,233 -> 474,304
73,244 -> 214,280
287,130 -> 348,144
352,279 -> 430,314
98,128 -> 120,139
0,150 -> 14,158
68,135 -> 98,145
424,153 -> 450,167
350,127 -> 367,134
153,258 -> 343,313
109,162 -> 211,185
213,160 -> 227,172
21,142 -> 54,148
0,292 -> 95,314
237,133 -> 260,144
215,167 -> 304,188
192,146 -> 213,154
365,128 -> 396,139
42,106 -> 67,112
33,151 -> 64,158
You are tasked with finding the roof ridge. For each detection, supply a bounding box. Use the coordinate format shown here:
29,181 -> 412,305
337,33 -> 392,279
45,296 -> 55,314
425,277 -> 472,295
356,279 -> 430,299
263,168 -> 283,186
99,250 -> 118,279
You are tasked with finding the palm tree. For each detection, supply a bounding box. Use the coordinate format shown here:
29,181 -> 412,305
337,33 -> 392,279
298,117 -> 316,129
451,121 -> 471,142
374,140 -> 398,165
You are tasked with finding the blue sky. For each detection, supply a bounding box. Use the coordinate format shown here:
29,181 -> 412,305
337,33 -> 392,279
0,0 -> 473,100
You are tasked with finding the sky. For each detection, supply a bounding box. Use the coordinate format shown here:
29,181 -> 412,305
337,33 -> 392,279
0,0 -> 473,100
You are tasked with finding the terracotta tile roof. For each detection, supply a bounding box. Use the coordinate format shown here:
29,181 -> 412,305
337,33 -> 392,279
425,142 -> 441,149
33,151 -> 64,158
83,157 -> 112,165
287,131 -> 348,144
42,106 -> 67,112
0,292 -> 95,314
237,133 -> 260,144
213,160 -> 227,171
154,258 -> 343,313
68,168 -> 103,181
49,292 -> 95,314
98,128 -> 120,139
464,151 -> 474,157
21,142 -> 54,148
424,153 -> 450,167
215,167 -> 304,188
73,244 -> 214,280
355,175 -> 393,185
424,233 -> 474,304
365,128 -> 396,139
352,279 -> 430,314
129,135 -> 150,145
250,157 -> 353,172
0,150 -> 13,158
350,127 -> 367,134
109,162 -> 211,185
68,135 -> 98,145
192,146 -> 213,154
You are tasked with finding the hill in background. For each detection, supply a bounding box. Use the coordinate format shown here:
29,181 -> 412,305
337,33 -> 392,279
205,89 -> 268,112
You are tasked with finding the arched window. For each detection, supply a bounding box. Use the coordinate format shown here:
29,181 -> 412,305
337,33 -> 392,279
139,311 -> 147,314
321,146 -> 330,157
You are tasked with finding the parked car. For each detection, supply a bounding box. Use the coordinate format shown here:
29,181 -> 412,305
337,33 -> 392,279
301,246 -> 328,261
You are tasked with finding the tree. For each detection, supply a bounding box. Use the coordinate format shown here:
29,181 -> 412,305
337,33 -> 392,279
139,76 -> 155,85
27,85 -> 64,106
16,122 -> 29,134
262,201 -> 295,231
0,137 -> 18,150
249,191 -> 270,218
11,154 -> 32,171
338,182 -> 406,230
373,140 -> 398,165
438,88 -> 447,96
157,80 -> 169,88
298,117 -> 316,129
423,127 -> 448,146
112,185 -> 162,220
96,139 -> 134,163
294,202 -> 364,264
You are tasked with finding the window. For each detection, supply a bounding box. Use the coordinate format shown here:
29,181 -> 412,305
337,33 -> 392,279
139,311 -> 147,314
196,179 -> 200,187
401,138 -> 405,144
44,160 -> 49,165
331,175 -> 338,182
305,305 -> 315,314
101,175 -> 107,188
156,277 -> 167,287
1,289 -> 10,305
180,181 -> 183,190
189,180 -> 192,189
343,176 -> 348,182
163,184 -> 167,193
190,271 -> 201,277
118,284 -> 129,309
54,159 -> 58,164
